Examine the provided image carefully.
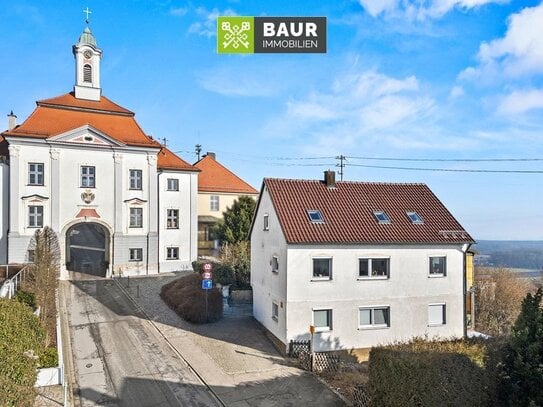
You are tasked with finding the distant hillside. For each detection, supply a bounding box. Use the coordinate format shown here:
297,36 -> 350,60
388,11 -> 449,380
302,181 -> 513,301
472,240 -> 543,270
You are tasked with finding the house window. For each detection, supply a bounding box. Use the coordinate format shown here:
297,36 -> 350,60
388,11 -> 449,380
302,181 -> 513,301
80,166 -> 95,188
307,210 -> 324,223
313,309 -> 332,331
28,205 -> 43,228
359,258 -> 390,279
359,306 -> 390,328
129,169 -> 142,190
406,211 -> 424,224
272,256 -> 279,273
129,208 -> 143,228
167,209 -> 179,229
129,248 -> 143,262
373,211 -> 390,224
272,302 -> 279,321
210,195 -> 219,211
27,250 -> 35,263
313,258 -> 332,280
166,247 -> 179,260
428,303 -> 446,326
263,214 -> 269,231
429,256 -> 446,276
83,64 -> 92,83
167,178 -> 179,191
28,163 -> 44,185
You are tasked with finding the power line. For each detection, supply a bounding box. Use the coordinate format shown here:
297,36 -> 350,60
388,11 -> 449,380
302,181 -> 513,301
347,156 -> 543,163
347,163 -> 543,174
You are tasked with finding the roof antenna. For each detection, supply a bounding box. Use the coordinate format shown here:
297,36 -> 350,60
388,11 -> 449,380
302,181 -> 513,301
83,7 -> 92,25
195,144 -> 202,160
161,138 -> 168,147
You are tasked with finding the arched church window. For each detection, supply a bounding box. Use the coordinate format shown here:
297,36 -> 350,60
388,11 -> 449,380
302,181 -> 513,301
83,64 -> 92,83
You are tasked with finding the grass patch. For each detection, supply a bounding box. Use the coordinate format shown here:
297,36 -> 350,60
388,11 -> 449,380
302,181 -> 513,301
160,273 -> 223,323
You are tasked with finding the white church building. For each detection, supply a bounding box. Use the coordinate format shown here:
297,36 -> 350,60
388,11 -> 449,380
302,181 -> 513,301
0,25 -> 199,279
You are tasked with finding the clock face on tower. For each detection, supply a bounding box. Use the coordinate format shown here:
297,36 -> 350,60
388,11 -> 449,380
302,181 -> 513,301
83,50 -> 92,59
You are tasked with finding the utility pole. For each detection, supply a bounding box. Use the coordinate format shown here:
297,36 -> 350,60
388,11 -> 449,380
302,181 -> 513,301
335,155 -> 346,181
161,138 -> 168,147
195,144 -> 202,160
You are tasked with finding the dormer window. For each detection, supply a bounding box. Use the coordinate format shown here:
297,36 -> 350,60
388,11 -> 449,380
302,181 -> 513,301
307,210 -> 324,223
83,64 -> 92,83
373,211 -> 390,224
407,211 -> 424,224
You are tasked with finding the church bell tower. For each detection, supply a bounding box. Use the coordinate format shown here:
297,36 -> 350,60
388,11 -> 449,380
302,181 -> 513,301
73,12 -> 102,101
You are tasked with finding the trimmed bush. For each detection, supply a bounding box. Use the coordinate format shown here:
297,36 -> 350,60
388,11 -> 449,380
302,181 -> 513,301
0,298 -> 45,407
14,290 -> 36,309
160,273 -> 223,323
39,347 -> 58,368
368,338 -> 494,407
192,260 -> 236,286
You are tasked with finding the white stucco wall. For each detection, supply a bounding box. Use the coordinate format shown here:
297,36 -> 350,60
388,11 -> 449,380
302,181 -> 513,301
0,162 -> 8,264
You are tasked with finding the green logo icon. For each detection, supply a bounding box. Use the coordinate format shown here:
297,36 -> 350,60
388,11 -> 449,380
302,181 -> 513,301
217,16 -> 254,54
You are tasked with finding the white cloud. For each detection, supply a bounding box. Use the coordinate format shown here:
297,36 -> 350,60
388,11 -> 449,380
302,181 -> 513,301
358,0 -> 506,20
169,7 -> 188,17
188,7 -> 236,37
498,88 -> 543,115
449,85 -> 464,98
461,4 -> 543,81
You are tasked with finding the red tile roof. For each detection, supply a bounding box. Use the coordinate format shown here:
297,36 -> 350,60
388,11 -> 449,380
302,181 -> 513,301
194,154 -> 258,194
1,92 -> 195,171
158,147 -> 199,172
262,178 -> 474,245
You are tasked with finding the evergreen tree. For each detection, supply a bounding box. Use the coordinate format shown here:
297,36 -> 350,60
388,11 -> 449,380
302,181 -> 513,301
215,196 -> 256,244
499,288 -> 543,406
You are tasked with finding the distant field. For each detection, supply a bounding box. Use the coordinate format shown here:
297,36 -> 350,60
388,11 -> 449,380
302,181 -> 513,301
473,240 -> 543,270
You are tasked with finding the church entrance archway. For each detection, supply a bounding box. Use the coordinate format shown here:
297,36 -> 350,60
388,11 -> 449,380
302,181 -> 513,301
66,222 -> 110,277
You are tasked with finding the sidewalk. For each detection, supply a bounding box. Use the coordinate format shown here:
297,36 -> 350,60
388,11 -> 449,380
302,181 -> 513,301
117,273 -> 346,406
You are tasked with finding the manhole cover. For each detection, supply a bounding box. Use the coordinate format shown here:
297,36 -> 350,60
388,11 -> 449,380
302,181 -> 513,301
86,363 -> 93,368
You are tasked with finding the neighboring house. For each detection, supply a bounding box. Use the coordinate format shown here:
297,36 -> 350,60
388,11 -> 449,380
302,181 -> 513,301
250,171 -> 474,353
194,152 -> 258,257
0,25 -> 199,279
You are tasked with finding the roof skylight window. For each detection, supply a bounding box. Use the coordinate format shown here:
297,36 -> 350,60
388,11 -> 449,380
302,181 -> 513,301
373,211 -> 390,224
307,210 -> 324,223
407,211 -> 424,224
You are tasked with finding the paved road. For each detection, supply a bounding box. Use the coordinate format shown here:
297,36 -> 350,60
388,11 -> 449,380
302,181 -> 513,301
63,276 -> 219,407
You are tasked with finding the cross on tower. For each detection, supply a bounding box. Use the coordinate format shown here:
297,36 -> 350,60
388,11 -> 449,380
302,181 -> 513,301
83,7 -> 92,24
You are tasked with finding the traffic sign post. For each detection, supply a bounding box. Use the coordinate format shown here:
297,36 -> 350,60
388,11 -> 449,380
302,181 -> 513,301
201,267 -> 213,321
201,279 -> 213,289
203,271 -> 212,280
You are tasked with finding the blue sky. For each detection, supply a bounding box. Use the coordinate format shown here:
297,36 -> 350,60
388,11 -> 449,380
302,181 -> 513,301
1,1 -> 543,240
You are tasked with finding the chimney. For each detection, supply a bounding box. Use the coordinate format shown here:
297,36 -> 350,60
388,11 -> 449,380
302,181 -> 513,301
324,170 -> 336,188
7,111 -> 17,131
205,152 -> 216,160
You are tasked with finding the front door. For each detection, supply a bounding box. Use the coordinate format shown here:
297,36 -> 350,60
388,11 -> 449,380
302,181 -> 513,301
66,223 -> 109,277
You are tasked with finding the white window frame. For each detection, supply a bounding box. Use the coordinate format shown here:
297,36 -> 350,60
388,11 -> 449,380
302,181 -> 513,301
406,211 -> 424,224
373,211 -> 390,224
28,205 -> 43,228
166,209 -> 179,229
129,169 -> 143,190
429,256 -> 447,277
307,210 -> 324,223
167,178 -> 179,191
166,246 -> 179,260
263,214 -> 269,231
129,207 -> 143,228
210,195 -> 219,211
312,257 -> 332,281
358,257 -> 390,279
312,308 -> 332,332
271,256 -> 279,273
272,302 -> 279,321
80,165 -> 95,188
428,303 -> 446,326
358,306 -> 390,329
129,248 -> 143,262
28,162 -> 44,186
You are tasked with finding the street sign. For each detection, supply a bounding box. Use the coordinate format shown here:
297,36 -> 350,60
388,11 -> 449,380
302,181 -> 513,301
202,279 -> 213,290
203,271 -> 212,280
203,263 -> 212,271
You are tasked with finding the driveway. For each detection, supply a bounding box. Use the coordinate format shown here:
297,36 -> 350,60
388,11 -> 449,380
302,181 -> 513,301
115,273 -> 346,406
62,274 -> 220,406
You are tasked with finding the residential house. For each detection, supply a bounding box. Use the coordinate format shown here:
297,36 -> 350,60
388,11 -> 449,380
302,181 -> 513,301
0,25 -> 199,279
250,171 -> 474,353
194,152 -> 258,257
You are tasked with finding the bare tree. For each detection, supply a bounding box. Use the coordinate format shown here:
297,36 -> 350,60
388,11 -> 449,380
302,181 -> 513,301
474,267 -> 531,336
27,226 -> 60,346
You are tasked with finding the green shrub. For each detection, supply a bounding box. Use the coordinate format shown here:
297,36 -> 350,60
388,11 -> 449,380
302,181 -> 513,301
0,298 -> 45,407
14,290 -> 36,309
39,347 -> 58,368
160,273 -> 223,323
368,338 -> 494,407
192,261 -> 235,286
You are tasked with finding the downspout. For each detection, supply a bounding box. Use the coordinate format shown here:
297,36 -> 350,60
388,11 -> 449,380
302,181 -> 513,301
462,243 -> 472,338
111,147 -> 116,277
